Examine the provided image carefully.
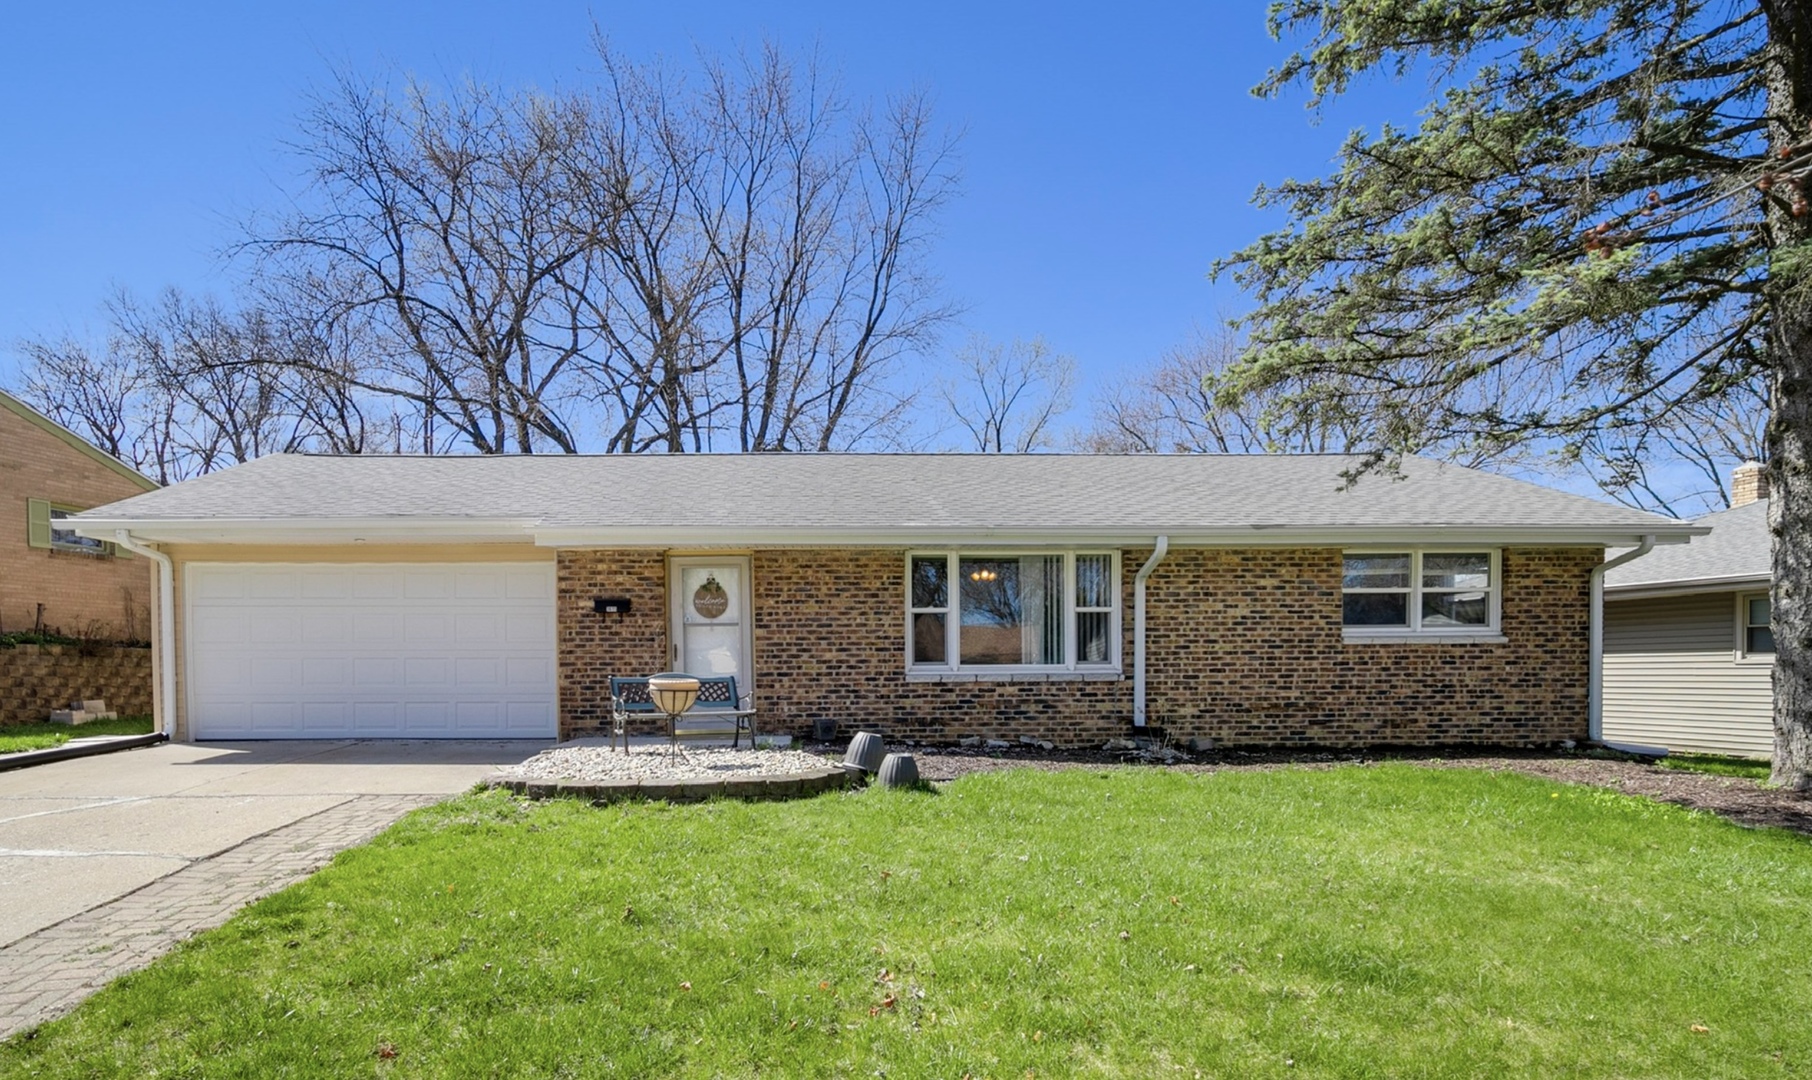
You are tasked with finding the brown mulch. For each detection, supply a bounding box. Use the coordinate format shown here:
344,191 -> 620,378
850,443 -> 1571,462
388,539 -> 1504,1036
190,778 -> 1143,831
868,744 -> 1812,838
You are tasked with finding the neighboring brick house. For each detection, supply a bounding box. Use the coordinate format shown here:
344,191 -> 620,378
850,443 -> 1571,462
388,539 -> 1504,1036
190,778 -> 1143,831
71,453 -> 1698,747
0,390 -> 157,639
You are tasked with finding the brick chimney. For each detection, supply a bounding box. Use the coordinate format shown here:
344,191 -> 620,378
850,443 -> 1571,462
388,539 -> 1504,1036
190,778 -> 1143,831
1732,460 -> 1770,507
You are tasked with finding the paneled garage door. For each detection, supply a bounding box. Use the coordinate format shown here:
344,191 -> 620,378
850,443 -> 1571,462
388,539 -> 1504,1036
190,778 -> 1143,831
185,563 -> 556,739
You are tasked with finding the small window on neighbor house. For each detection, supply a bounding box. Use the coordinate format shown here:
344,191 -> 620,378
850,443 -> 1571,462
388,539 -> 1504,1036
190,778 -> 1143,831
1744,595 -> 1775,655
1342,550 -> 1498,633
26,499 -> 112,556
49,509 -> 107,554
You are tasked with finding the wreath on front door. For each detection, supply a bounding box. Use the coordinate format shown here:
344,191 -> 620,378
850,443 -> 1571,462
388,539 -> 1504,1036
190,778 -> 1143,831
692,574 -> 730,619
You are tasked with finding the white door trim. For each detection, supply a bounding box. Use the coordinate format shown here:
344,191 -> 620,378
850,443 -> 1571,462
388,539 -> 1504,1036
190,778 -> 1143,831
667,555 -> 754,692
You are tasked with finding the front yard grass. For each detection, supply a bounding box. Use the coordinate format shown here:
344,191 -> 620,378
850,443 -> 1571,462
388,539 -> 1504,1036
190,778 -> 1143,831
5,764 -> 1810,1078
0,716 -> 154,755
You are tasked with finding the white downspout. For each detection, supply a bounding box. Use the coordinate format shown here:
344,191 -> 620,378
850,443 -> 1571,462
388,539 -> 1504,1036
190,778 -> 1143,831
114,530 -> 176,740
1589,534 -> 1655,742
1132,536 -> 1170,728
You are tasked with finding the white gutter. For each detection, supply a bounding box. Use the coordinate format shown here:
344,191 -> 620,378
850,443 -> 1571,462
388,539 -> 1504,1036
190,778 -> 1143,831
1589,534 -> 1656,742
113,530 -> 176,739
532,524 -> 1706,549
1132,536 -> 1170,728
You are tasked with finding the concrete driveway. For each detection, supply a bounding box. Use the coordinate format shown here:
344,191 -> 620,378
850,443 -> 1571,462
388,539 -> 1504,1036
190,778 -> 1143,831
0,739 -> 547,948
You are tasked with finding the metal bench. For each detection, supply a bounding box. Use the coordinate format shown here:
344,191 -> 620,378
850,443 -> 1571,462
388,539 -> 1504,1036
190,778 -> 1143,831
609,673 -> 756,752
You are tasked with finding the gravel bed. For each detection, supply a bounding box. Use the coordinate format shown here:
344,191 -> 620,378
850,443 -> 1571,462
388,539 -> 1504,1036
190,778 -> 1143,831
503,744 -> 838,783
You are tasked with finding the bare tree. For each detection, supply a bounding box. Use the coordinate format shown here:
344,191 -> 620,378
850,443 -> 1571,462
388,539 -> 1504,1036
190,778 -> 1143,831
245,76 -> 599,454
236,44 -> 955,457
15,335 -> 146,465
1080,328 -> 1372,455
14,289 -> 393,483
1577,374 -> 1770,517
936,335 -> 1075,452
564,42 -> 956,452
17,43 -> 955,465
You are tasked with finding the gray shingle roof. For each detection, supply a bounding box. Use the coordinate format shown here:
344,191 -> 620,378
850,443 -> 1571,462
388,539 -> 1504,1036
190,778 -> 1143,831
73,453 -> 1690,543
1604,499 -> 1770,590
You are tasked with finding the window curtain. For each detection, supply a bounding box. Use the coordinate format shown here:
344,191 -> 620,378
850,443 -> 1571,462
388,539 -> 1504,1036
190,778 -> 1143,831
1017,556 -> 1064,664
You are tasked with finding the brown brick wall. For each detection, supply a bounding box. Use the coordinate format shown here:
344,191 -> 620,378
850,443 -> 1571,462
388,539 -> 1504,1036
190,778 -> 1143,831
0,645 -> 153,726
1140,547 -> 1594,747
750,549 -> 1134,745
0,404 -> 155,639
557,550 -> 670,737
554,546 -> 1597,748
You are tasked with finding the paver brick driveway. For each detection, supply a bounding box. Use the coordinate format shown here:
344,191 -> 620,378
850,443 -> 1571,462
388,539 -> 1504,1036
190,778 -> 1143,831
0,739 -> 546,1036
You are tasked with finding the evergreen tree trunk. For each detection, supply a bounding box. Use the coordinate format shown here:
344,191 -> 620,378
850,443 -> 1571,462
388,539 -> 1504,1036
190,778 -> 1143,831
1764,0 -> 1812,789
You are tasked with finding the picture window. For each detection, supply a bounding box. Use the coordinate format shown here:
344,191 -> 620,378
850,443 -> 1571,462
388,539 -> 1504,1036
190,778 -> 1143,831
907,551 -> 1119,672
1342,550 -> 1499,634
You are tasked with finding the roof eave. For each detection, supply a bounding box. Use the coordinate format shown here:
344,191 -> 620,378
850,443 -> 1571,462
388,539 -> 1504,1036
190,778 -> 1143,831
1604,572 -> 1772,599
72,517 -> 540,546
76,518 -> 1703,549
527,523 -> 1704,548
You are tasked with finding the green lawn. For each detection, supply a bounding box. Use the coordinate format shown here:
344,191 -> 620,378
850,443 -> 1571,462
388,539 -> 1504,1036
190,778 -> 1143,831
1659,753 -> 1774,781
5,765 -> 1810,1078
0,716 -> 154,755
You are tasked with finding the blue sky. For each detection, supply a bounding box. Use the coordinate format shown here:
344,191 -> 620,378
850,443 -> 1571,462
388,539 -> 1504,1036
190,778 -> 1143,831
0,1 -> 1431,416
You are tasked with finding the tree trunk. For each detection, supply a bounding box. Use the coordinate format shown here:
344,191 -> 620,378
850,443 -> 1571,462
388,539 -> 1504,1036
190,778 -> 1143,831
1772,281 -> 1812,790
1763,0 -> 1812,789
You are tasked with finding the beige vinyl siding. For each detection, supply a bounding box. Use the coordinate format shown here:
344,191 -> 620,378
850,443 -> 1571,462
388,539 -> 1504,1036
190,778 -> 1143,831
1602,591 -> 1773,758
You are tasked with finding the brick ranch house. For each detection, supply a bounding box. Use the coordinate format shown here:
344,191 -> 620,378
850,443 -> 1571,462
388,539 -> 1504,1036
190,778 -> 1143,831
70,453 -> 1700,748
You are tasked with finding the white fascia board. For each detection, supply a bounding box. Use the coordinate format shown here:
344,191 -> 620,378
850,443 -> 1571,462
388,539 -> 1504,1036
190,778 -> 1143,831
1604,573 -> 1772,600
73,518 -> 1704,549
72,517 -> 540,545
529,523 -> 1706,549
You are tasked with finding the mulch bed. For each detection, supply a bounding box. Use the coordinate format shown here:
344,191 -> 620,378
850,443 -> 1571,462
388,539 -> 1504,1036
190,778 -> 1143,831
858,744 -> 1812,838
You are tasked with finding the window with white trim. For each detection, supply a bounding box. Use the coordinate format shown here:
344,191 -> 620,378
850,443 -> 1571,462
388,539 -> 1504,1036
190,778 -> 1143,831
907,551 -> 1120,672
1740,593 -> 1775,656
1341,550 -> 1499,634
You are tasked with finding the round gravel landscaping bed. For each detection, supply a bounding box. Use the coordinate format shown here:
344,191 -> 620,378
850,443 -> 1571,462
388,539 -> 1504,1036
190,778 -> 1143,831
487,744 -> 855,804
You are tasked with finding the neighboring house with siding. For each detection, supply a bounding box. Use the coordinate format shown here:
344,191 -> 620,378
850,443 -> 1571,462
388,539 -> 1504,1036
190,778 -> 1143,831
69,452 -> 1696,747
0,390 -> 158,639
1602,463 -> 1773,759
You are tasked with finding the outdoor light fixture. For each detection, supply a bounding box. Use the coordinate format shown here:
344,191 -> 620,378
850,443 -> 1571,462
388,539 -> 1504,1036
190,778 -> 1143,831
594,596 -> 633,619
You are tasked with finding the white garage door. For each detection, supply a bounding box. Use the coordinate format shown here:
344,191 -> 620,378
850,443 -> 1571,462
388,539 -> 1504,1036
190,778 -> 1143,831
186,562 -> 556,739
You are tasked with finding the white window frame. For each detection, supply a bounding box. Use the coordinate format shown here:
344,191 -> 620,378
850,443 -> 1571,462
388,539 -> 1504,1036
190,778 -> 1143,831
1341,548 -> 1502,639
1736,591 -> 1775,661
904,550 -> 1122,676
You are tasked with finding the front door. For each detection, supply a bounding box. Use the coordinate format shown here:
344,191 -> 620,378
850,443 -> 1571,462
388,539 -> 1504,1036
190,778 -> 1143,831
669,557 -> 753,689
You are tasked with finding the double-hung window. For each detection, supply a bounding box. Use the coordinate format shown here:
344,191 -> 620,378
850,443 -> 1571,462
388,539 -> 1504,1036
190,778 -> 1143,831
1740,594 -> 1775,656
1342,550 -> 1500,636
908,551 -> 1119,673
